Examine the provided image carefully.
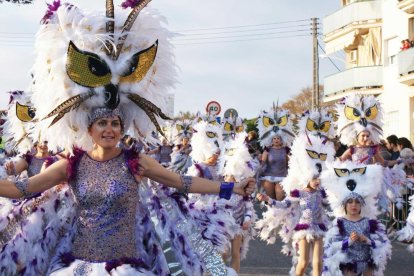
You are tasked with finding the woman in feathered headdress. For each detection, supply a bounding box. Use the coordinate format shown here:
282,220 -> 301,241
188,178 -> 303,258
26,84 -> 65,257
0,1 -> 255,275
256,104 -> 295,200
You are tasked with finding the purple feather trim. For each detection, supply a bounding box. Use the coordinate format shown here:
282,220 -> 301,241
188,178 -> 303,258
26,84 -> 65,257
59,252 -> 75,267
368,219 -> 379,233
294,224 -> 309,231
121,0 -> 145,9
66,147 -> 85,181
290,189 -> 300,198
319,223 -> 327,232
105,257 -> 148,272
41,0 -> 62,24
337,218 -> 345,236
124,148 -> 140,175
320,189 -> 327,198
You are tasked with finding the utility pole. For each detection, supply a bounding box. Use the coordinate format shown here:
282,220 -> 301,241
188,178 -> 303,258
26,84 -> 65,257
311,17 -> 319,109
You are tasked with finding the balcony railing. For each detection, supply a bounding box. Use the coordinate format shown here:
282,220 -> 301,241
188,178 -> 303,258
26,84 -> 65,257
324,0 -> 382,36
324,66 -> 383,101
397,0 -> 414,14
398,47 -> 414,85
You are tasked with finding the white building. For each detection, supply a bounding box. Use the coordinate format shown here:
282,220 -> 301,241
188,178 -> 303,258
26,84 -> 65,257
323,0 -> 414,141
165,93 -> 175,118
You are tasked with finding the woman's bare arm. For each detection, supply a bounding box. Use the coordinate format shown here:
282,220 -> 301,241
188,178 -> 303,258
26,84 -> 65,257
138,154 -> 255,196
339,148 -> 351,162
5,158 -> 28,175
0,159 -> 68,199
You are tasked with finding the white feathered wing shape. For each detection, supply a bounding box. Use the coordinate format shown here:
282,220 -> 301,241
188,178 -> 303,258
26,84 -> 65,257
256,108 -> 295,148
30,3 -> 176,154
336,94 -> 383,146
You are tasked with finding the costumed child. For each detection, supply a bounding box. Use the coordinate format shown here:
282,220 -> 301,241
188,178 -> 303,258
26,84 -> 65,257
255,133 -> 335,276
218,131 -> 257,273
256,104 -> 295,200
322,161 -> 391,275
169,119 -> 194,173
185,120 -> 238,254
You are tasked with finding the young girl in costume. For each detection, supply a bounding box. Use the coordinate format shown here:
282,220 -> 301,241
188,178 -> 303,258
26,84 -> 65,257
0,1 -> 255,275
219,132 -> 257,273
322,161 -> 391,276
169,119 -> 194,173
256,134 -> 334,276
257,106 -> 295,200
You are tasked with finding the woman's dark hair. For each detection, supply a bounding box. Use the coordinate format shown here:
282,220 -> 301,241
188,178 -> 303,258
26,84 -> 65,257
386,135 -> 398,146
397,137 -> 413,150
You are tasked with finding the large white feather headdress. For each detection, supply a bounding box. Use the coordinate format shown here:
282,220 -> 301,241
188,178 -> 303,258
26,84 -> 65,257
282,133 -> 335,193
190,121 -> 223,163
28,0 -> 176,153
336,94 -> 383,146
298,108 -> 335,139
218,132 -> 254,182
221,115 -> 245,142
171,119 -> 195,144
256,104 -> 295,148
321,160 -> 383,218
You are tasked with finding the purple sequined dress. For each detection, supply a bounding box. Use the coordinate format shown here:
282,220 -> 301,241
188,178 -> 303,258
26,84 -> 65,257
260,147 -> 288,182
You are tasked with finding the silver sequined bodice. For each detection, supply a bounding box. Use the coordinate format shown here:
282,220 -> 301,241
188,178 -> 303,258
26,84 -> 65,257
340,217 -> 371,262
263,147 -> 288,177
351,146 -> 376,165
297,190 -> 324,226
70,152 -> 139,261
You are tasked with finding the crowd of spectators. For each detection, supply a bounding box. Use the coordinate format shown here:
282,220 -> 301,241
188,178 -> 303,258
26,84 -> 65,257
400,38 -> 414,51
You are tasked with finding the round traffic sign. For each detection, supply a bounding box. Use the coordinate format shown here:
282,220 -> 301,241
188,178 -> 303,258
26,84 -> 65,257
206,101 -> 221,116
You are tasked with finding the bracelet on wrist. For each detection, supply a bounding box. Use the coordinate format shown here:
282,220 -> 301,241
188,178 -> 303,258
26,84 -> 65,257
219,182 -> 234,200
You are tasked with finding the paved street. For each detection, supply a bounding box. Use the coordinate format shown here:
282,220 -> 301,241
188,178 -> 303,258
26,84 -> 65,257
239,204 -> 414,276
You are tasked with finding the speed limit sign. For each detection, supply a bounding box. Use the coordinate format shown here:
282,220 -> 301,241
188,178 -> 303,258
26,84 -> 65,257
206,101 -> 221,116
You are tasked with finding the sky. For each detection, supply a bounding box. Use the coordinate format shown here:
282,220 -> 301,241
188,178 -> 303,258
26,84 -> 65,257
0,0 -> 342,118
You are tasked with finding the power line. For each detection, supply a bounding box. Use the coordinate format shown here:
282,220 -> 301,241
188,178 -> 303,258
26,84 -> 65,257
317,38 -> 341,72
173,34 -> 310,46
174,19 -> 312,32
174,23 -> 312,36
172,29 -> 310,41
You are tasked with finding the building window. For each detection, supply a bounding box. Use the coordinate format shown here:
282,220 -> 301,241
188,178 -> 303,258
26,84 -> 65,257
385,37 -> 399,66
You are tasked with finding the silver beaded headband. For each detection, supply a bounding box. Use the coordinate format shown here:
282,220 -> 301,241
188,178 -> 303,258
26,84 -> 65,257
342,192 -> 366,206
88,107 -> 124,126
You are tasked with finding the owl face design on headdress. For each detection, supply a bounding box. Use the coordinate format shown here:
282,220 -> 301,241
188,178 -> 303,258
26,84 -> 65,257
321,160 -> 382,218
257,108 -> 295,148
218,132 -> 254,182
222,116 -> 245,141
336,94 -> 383,146
172,119 -> 195,144
29,0 -> 176,153
190,121 -> 223,163
2,91 -> 39,153
282,134 -> 335,192
298,108 -> 334,138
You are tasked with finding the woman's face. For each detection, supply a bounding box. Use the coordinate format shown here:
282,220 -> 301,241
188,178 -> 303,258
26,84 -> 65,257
182,137 -> 189,146
357,131 -> 371,146
272,136 -> 282,147
88,116 -> 122,149
36,141 -> 49,154
345,198 -> 362,215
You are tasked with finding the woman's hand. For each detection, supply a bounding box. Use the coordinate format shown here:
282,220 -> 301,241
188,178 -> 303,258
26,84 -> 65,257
5,161 -> 15,176
256,192 -> 269,203
234,177 -> 255,196
350,231 -> 359,242
242,220 -> 251,231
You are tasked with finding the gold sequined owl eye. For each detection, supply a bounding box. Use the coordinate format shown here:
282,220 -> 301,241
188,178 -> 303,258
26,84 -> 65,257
66,41 -> 112,88
334,168 -> 350,177
262,116 -> 275,127
119,41 -> 158,84
365,104 -> 378,120
276,115 -> 288,127
224,122 -> 233,132
306,119 -> 318,132
344,106 -> 361,121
